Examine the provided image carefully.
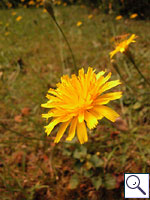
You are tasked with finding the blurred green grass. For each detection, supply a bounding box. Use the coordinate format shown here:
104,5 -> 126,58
0,5 -> 150,200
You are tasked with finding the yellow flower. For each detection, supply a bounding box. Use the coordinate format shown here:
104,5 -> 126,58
43,8 -> 47,13
130,13 -> 138,19
16,16 -> 22,21
7,2 -> 12,8
12,12 -> 17,16
41,67 -> 122,144
57,1 -> 61,5
63,2 -> 67,6
5,32 -> 10,36
39,1 -> 44,5
115,15 -> 123,20
110,34 -> 137,59
21,0 -> 25,2
5,23 -> 9,27
76,21 -> 82,27
88,14 -> 93,19
28,0 -> 35,5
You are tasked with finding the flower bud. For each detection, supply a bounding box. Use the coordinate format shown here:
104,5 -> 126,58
44,0 -> 55,20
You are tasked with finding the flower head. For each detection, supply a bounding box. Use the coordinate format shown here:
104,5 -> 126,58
110,34 -> 137,59
76,21 -> 82,27
12,12 -> 17,16
41,68 -> 122,144
130,13 -> 138,19
5,32 -> 10,36
16,16 -> 22,22
28,0 -> 35,5
88,14 -> 93,19
115,15 -> 123,20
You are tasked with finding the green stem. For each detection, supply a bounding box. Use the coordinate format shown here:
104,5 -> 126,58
53,18 -> 78,74
111,60 -> 133,93
126,52 -> 150,87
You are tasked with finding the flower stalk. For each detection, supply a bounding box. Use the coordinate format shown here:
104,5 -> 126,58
125,51 -> 150,87
44,0 -> 78,74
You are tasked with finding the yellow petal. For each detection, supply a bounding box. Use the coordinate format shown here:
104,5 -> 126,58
84,111 -> 98,129
48,88 -> 58,96
94,105 -> 119,122
41,100 -> 53,108
86,67 -> 94,84
96,70 -> 106,80
120,47 -> 125,52
88,107 -> 103,120
42,113 -> 53,119
77,121 -> 88,144
96,72 -> 112,90
101,72 -> 112,86
99,80 -> 121,94
78,111 -> 84,123
66,117 -> 77,141
54,120 -> 71,143
110,49 -> 118,59
79,68 -> 84,78
44,118 -> 61,135
94,92 -> 122,105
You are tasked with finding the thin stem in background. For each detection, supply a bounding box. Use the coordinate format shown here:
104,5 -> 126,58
111,60 -> 134,93
44,0 -> 78,74
53,19 -> 78,74
126,51 -> 150,87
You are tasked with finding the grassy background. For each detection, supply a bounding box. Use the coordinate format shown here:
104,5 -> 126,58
0,5 -> 150,200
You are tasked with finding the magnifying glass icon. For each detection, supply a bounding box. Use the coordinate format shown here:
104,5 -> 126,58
126,175 -> 146,195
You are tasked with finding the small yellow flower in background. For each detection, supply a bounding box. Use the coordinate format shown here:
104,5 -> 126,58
5,23 -> 9,27
96,152 -> 100,156
21,0 -> 25,2
57,1 -> 61,5
130,13 -> 138,19
115,15 -> 123,20
16,16 -> 22,22
28,0 -> 35,5
43,8 -> 47,13
5,32 -> 10,36
88,14 -> 93,19
39,1 -> 44,6
55,1 -> 61,5
80,5 -> 85,8
110,34 -> 137,59
76,21 -> 82,27
7,2 -> 12,8
41,67 -> 122,144
12,12 -> 17,16
63,2 -> 67,6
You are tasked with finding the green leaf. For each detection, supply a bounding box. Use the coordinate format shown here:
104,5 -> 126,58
73,146 -> 87,160
91,176 -> 102,190
104,173 -> 116,190
62,149 -> 72,156
90,155 -> 103,167
74,162 -> 83,173
83,169 -> 93,178
69,174 -> 79,189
